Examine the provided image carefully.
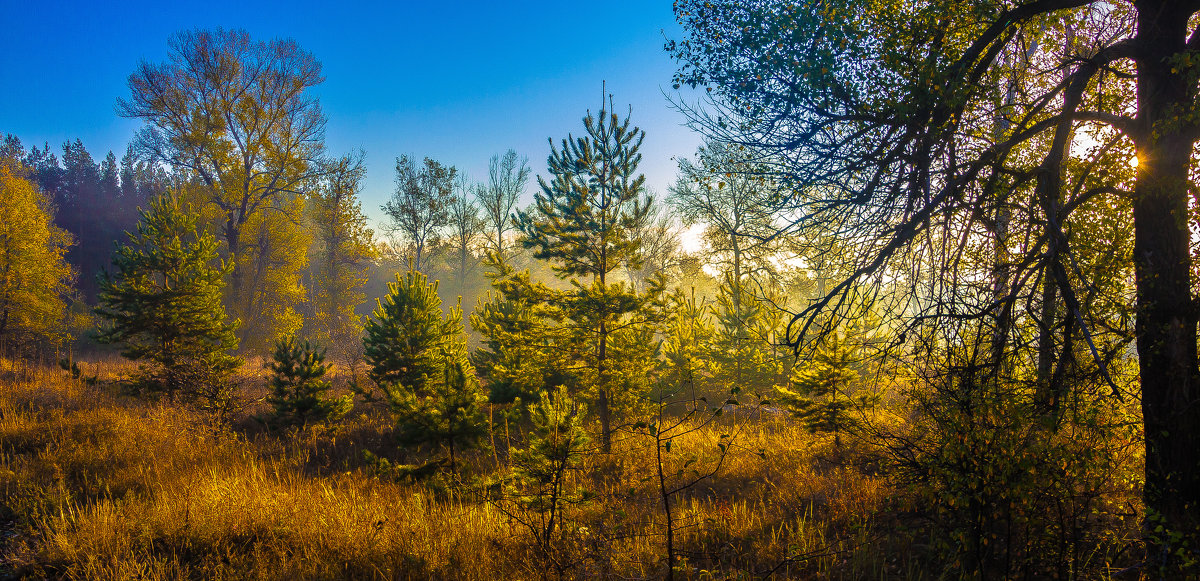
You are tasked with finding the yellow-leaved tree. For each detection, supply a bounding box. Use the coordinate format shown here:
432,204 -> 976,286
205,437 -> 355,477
305,153 -> 375,359
119,29 -> 327,352
0,161 -> 74,356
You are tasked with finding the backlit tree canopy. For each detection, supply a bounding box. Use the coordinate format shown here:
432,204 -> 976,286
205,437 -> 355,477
671,0 -> 1200,558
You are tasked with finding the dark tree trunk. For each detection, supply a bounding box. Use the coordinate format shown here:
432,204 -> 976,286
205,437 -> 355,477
1133,0 -> 1200,549
598,318 -> 611,453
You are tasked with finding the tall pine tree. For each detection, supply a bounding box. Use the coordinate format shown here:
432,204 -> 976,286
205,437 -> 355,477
515,94 -> 655,451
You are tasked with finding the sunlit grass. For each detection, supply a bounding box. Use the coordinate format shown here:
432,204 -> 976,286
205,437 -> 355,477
0,357 -> 1139,579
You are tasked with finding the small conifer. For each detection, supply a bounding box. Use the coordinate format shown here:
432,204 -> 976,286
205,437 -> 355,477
776,328 -> 877,446
508,386 -> 591,550
364,270 -> 485,474
391,354 -> 488,475
264,336 -> 351,427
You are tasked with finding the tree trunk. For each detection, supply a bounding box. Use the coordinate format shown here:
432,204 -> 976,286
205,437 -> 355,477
1134,0 -> 1200,552
225,220 -> 244,318
598,318 -> 611,453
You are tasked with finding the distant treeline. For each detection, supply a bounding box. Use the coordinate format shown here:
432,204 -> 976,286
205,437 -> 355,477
1,136 -> 168,303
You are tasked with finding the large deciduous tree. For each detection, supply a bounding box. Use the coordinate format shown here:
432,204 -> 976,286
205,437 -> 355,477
118,28 -> 327,349
671,0 -> 1200,563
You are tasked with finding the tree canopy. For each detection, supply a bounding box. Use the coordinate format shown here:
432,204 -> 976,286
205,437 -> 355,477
671,0 -> 1200,565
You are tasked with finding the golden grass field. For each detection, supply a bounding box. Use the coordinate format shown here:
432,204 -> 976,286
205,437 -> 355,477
0,356 -> 1139,580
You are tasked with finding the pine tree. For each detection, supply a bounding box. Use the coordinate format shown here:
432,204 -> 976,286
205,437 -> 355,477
363,270 -> 463,392
264,336 -> 351,427
470,254 -> 574,404
515,94 -> 656,451
363,270 -> 484,474
661,288 -> 716,401
710,273 -> 792,397
95,194 -> 241,409
391,354 -> 488,476
776,328 -> 875,447
506,386 -> 591,554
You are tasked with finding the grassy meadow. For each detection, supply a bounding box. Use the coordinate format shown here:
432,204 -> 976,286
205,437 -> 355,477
0,356 -> 1143,580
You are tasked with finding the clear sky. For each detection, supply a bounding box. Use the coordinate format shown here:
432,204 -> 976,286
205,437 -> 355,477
0,0 -> 705,225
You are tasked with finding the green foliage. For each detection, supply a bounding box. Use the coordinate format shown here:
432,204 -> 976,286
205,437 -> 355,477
364,270 -> 483,474
515,98 -> 661,449
710,274 -> 792,398
470,254 -> 574,404
363,270 -> 464,393
263,336 -> 351,428
661,288 -> 716,400
776,327 -> 875,445
95,195 -> 241,410
515,100 -> 650,280
390,354 -> 488,476
503,386 -> 592,555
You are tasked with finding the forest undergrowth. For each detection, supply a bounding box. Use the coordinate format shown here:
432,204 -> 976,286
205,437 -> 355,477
0,356 -> 1142,580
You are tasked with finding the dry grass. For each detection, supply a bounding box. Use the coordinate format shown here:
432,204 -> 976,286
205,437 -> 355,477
0,357 -> 1136,580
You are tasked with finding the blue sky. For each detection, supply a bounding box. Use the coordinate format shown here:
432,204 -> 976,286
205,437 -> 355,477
0,0 -> 704,224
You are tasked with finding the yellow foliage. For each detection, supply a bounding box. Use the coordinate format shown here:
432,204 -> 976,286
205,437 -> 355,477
0,164 -> 74,350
